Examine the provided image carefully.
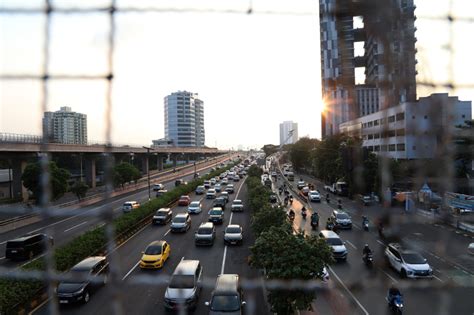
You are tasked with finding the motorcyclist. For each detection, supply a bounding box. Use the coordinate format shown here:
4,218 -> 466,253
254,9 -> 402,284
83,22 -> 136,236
387,286 -> 402,307
311,212 -> 319,221
301,206 -> 307,218
362,244 -> 372,259
288,209 -> 295,218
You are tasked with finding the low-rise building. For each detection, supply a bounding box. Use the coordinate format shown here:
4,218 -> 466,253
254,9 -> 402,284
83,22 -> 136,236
340,93 -> 472,159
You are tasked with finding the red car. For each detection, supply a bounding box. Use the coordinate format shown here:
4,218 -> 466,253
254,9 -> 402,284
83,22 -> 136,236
178,195 -> 191,206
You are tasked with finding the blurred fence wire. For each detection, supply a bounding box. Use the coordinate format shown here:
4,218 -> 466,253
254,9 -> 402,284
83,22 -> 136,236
0,0 -> 473,315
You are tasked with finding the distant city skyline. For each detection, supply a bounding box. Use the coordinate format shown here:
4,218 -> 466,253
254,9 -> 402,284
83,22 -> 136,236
0,0 -> 473,149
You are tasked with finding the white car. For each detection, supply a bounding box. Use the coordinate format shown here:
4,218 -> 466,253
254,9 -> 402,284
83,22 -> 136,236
153,183 -> 165,191
469,243 -> 474,256
187,201 -> 202,214
308,190 -> 321,202
206,189 -> 217,199
210,178 -> 216,186
122,201 -> 140,213
214,183 -> 222,192
221,178 -> 229,185
231,199 -> 244,212
385,243 -> 433,278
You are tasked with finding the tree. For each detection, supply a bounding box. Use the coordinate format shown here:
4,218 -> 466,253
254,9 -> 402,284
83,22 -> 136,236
21,161 -> 70,201
250,226 -> 333,314
288,138 -> 319,172
262,144 -> 279,157
113,162 -> 141,187
247,165 -> 263,178
251,205 -> 291,236
70,181 -> 89,201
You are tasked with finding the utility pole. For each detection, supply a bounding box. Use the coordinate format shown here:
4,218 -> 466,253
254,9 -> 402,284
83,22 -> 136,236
143,146 -> 154,200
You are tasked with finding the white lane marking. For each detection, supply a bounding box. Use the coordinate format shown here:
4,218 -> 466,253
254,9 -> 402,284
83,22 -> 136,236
0,256 -> 5,260
122,261 -> 140,281
381,269 -> 398,283
220,245 -> 228,275
376,239 -> 385,246
433,275 -> 444,283
345,240 -> 357,250
327,266 -> 370,315
164,229 -> 171,237
0,241 -> 8,245
63,221 -> 88,233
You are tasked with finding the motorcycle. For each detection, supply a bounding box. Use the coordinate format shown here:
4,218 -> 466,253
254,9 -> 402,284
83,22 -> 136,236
363,218 -> 369,231
387,293 -> 403,314
311,216 -> 319,230
302,210 -> 307,219
363,252 -> 373,267
288,212 -> 295,222
326,221 -> 335,230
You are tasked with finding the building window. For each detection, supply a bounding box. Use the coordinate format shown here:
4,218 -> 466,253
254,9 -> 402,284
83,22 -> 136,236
388,115 -> 395,123
397,143 -> 405,151
424,115 -> 428,119
462,114 -> 466,118
368,134 -> 374,140
389,144 -> 396,151
374,145 -> 380,151
396,129 -> 405,136
381,145 -> 388,151
374,133 -> 380,139
368,146 -> 374,152
396,112 -> 405,121
388,130 -> 396,137
412,115 -> 415,119
368,121 -> 373,127
374,120 -> 379,126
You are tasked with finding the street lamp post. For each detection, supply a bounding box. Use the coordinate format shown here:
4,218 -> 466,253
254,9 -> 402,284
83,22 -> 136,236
143,146 -> 154,200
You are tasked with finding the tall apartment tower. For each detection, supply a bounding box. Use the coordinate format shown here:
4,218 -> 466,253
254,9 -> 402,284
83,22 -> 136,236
42,106 -> 88,144
279,121 -> 299,146
320,0 -> 417,138
164,91 -> 205,147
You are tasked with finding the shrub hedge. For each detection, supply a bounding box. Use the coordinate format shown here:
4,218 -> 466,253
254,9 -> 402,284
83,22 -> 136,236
0,161 -> 238,313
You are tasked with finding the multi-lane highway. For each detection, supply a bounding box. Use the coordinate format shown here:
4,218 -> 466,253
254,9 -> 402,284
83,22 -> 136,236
275,165 -> 474,315
0,155 -> 235,269
33,168 -> 268,314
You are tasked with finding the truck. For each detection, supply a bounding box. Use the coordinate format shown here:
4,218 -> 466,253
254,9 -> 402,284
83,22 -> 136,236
335,181 -> 348,196
287,172 -> 295,181
324,183 -> 336,194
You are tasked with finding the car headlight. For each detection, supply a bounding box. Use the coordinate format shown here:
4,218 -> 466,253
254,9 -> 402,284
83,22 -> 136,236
73,287 -> 85,295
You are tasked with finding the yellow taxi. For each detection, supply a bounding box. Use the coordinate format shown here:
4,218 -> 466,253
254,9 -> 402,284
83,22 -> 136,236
139,240 -> 170,269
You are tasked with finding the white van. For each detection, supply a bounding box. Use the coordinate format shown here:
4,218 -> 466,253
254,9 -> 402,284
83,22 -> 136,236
319,230 -> 347,261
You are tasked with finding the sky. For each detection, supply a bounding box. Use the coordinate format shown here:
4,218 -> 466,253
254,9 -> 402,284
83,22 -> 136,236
0,0 -> 473,150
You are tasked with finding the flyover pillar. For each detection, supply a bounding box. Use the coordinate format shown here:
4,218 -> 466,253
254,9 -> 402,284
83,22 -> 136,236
85,158 -> 96,189
12,159 -> 28,201
157,155 -> 164,171
185,155 -> 190,164
141,156 -> 149,175
172,155 -> 178,168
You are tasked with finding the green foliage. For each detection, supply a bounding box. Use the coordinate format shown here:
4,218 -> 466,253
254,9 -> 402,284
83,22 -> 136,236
288,137 -> 319,172
0,161 -> 239,313
21,161 -> 70,201
250,227 -> 333,314
70,181 -> 89,201
246,167 -> 333,314
247,165 -> 263,178
113,162 -> 141,187
262,144 -> 279,157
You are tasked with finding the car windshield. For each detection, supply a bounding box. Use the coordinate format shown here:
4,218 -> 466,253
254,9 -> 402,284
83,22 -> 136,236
233,200 -> 242,205
210,295 -> 241,312
173,217 -> 186,223
190,202 -> 200,207
226,227 -> 241,234
67,268 -> 92,283
215,198 -> 225,203
402,253 -> 426,264
145,245 -> 162,255
180,196 -> 188,199
156,210 -> 168,217
326,238 -> 343,246
198,228 -> 213,234
169,275 -> 195,289
210,210 -> 222,215
336,213 -> 350,220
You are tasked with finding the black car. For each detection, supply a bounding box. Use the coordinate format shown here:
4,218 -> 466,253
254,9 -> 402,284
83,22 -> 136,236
5,233 -> 53,260
152,208 -> 173,225
269,194 -> 278,204
57,256 -> 109,305
213,197 -> 226,210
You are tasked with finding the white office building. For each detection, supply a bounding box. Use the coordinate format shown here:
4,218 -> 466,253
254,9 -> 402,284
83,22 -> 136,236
279,121 -> 299,146
339,93 -> 472,159
42,106 -> 87,144
164,91 -> 205,147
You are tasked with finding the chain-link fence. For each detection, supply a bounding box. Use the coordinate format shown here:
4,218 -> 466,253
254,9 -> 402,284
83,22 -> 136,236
0,1 -> 473,314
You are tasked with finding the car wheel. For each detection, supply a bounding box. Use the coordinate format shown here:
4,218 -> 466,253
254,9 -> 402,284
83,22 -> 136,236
83,291 -> 90,304
400,269 -> 407,278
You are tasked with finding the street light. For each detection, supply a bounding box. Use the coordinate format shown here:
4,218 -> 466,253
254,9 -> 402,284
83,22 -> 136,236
143,146 -> 154,200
